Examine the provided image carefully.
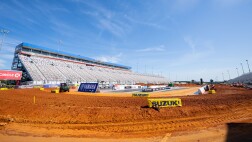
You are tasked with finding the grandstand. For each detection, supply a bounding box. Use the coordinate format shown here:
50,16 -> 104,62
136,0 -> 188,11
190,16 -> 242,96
228,72 -> 252,84
11,42 -> 168,85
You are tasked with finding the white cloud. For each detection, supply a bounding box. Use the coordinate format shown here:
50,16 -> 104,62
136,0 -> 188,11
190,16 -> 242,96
1,54 -> 13,59
95,53 -> 122,63
184,36 -> 196,53
183,36 -> 215,54
0,53 -> 13,69
78,1 -> 131,37
170,36 -> 215,66
95,13 -> 131,37
0,59 -> 6,68
30,0 -> 70,15
78,1 -> 113,19
0,37 -> 20,69
1,44 -> 16,53
137,45 -> 166,52
98,19 -> 127,37
49,19 -> 79,37
124,15 -> 169,31
1,37 -> 20,52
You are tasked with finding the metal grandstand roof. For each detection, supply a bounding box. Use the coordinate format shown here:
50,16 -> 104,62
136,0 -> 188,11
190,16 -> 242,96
17,42 -> 131,70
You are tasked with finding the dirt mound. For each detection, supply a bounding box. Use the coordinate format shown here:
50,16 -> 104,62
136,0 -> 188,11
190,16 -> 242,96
0,85 -> 251,138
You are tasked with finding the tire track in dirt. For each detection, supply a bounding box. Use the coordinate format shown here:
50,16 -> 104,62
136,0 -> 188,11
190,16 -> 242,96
3,107 -> 251,138
0,85 -> 252,138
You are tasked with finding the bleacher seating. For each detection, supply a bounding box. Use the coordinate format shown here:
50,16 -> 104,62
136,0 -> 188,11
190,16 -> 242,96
228,72 -> 252,84
18,54 -> 169,84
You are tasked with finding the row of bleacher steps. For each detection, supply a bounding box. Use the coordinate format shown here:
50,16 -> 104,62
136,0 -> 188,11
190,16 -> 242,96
229,72 -> 252,83
18,55 -> 46,81
18,54 -> 168,84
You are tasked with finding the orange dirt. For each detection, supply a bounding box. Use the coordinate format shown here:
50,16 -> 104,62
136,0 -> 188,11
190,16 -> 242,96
0,85 -> 251,141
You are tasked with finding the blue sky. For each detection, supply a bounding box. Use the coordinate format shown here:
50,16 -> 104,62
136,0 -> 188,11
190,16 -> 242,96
0,0 -> 252,81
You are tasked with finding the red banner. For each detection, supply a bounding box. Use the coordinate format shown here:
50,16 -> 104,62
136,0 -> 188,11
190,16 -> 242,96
0,70 -> 22,80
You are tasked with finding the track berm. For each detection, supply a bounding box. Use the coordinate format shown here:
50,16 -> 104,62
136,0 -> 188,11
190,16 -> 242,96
0,85 -> 251,140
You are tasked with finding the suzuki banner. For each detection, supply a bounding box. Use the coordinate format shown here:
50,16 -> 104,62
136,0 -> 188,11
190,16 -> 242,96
148,98 -> 182,108
0,70 -> 22,80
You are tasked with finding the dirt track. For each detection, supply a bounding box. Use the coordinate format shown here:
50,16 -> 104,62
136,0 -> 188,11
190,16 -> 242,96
0,85 -> 251,141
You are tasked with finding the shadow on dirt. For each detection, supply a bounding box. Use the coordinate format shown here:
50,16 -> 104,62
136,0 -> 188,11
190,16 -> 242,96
141,105 -> 149,108
226,123 -> 252,142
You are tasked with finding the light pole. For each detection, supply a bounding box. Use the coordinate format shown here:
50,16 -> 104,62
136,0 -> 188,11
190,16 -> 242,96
222,72 -> 225,81
227,70 -> 230,80
246,60 -> 251,73
240,63 -> 245,74
236,68 -> 239,77
136,62 -> 138,73
0,29 -> 10,51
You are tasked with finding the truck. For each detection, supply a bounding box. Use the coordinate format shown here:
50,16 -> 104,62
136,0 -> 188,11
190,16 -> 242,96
59,83 -> 70,92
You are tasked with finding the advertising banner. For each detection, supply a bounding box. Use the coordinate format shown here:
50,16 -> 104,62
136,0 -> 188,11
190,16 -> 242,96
78,83 -> 98,92
0,70 -> 22,80
132,93 -> 150,97
198,85 -> 206,94
148,98 -> 182,108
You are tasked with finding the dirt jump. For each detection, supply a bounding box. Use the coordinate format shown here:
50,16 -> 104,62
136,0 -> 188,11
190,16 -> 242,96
0,85 -> 251,142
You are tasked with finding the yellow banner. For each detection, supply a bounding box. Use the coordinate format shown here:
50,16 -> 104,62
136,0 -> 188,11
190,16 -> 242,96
132,93 -> 150,97
0,88 -> 8,90
148,98 -> 182,107
51,90 -> 59,93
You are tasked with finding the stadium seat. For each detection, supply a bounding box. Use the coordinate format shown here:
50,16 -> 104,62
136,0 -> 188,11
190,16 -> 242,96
18,54 -> 169,84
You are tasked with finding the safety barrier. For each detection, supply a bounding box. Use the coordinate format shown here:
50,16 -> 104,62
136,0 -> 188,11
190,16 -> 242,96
33,86 -> 43,88
198,85 -> 206,94
148,98 -> 182,108
44,84 -> 59,88
0,85 -> 16,89
0,88 -> 8,90
209,90 -> 216,94
51,90 -> 59,93
78,83 -> 98,92
132,93 -> 150,97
